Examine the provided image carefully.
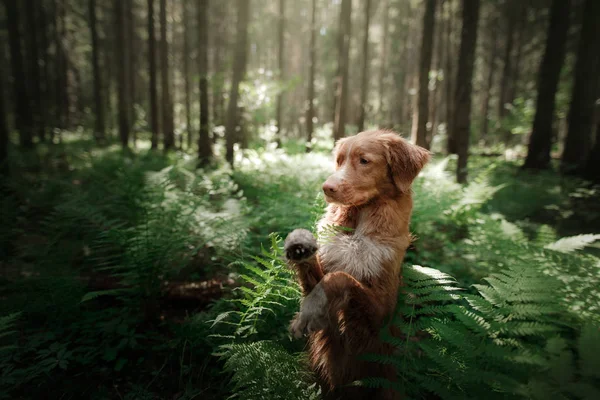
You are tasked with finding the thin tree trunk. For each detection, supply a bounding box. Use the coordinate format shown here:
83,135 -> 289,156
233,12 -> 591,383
481,19 -> 498,141
25,0 -> 44,142
378,0 -> 390,117
39,2 -> 50,141
357,0 -> 372,133
148,0 -> 159,149
56,0 -> 70,132
212,1 -> 227,128
4,0 -> 33,148
275,0 -> 285,146
455,0 -> 480,183
225,0 -> 250,166
126,0 -> 137,146
507,1 -> 526,108
411,0 -> 436,149
333,0 -> 352,141
561,0 -> 600,173
0,60 -> 7,176
89,0 -> 105,143
445,0 -> 457,154
160,0 -> 175,150
197,0 -> 212,165
583,122 -> 600,182
306,0 -> 317,152
523,0 -> 571,170
114,0 -> 130,148
183,0 -> 192,150
498,0 -> 517,134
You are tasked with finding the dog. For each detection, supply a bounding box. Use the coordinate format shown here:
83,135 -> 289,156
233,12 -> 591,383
284,130 -> 430,399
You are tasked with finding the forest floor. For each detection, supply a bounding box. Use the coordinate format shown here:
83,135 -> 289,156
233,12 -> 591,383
1,133 -> 599,399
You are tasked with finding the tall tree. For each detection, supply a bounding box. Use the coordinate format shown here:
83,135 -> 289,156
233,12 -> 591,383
498,0 -> 517,134
114,0 -> 130,148
333,0 -> 352,140
481,12 -> 499,140
275,0 -> 285,146
126,0 -> 137,145
583,122 -> 600,182
183,0 -> 192,150
148,0 -> 159,149
25,0 -> 44,141
454,0 -> 481,183
357,0 -> 372,133
523,0 -> 571,170
0,60 -> 7,175
4,0 -> 33,148
561,0 -> 600,173
198,0 -> 212,165
377,0 -> 390,117
411,0 -> 437,148
89,0 -> 106,143
445,0 -> 457,154
160,0 -> 175,150
225,0 -> 251,165
306,0 -> 317,152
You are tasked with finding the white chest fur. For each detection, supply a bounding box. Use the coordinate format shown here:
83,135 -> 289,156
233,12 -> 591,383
317,232 -> 394,281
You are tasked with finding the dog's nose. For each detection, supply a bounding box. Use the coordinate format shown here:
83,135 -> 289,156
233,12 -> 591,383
322,182 -> 337,194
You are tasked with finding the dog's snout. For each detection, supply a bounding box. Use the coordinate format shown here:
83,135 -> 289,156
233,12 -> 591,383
322,181 -> 337,194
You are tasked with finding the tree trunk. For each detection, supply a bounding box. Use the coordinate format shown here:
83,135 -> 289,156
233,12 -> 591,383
561,0 -> 600,173
38,2 -> 50,141
183,0 -> 192,150
411,0 -> 436,149
126,0 -> 137,146
225,0 -> 250,166
89,0 -> 105,143
25,0 -> 44,142
4,0 -> 33,148
498,0 -> 517,134
275,0 -> 285,146
306,0 -> 317,152
0,60 -> 7,176
523,0 -> 571,170
212,1 -> 227,128
114,0 -> 130,148
333,0 -> 352,141
197,0 -> 212,166
445,0 -> 457,154
481,18 -> 499,141
377,0 -> 390,117
455,0 -> 481,184
583,122 -> 600,182
148,0 -> 159,149
357,0 -> 372,133
160,0 -> 175,150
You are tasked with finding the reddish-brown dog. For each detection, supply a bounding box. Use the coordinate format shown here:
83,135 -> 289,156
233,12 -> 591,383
284,130 -> 430,400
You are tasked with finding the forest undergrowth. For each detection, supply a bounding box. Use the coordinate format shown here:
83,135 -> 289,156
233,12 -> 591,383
1,135 -> 599,399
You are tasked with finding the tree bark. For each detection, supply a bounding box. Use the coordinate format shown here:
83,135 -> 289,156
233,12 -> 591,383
0,60 -> 7,176
583,122 -> 600,182
148,0 -> 159,149
445,0 -> 457,154
377,0 -> 390,117
183,0 -> 192,150
523,0 -> 571,170
225,0 -> 250,166
481,16 -> 499,141
4,0 -> 33,148
561,0 -> 600,173
411,0 -> 436,149
160,0 -> 175,150
306,0 -> 317,152
333,0 -> 352,141
498,0 -> 517,133
357,0 -> 372,133
275,0 -> 285,146
197,0 -> 212,166
126,0 -> 137,146
455,0 -> 481,184
114,0 -> 130,148
25,0 -> 44,142
89,0 -> 105,143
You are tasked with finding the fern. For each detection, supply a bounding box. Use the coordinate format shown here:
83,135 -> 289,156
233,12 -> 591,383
544,234 -> 600,253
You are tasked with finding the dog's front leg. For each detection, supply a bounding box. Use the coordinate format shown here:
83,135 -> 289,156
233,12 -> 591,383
284,229 -> 324,295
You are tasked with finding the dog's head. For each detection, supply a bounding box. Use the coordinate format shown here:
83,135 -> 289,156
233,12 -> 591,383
322,130 -> 430,206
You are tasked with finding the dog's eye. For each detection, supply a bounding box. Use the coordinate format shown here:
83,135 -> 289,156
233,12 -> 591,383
359,158 -> 369,165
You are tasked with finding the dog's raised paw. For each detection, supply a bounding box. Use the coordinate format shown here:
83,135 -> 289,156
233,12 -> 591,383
284,229 -> 318,261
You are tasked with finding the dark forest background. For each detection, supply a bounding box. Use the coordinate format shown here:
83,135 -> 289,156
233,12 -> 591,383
0,0 -> 599,399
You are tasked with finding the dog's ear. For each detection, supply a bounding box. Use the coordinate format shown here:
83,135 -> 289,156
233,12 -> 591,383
383,133 -> 430,193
